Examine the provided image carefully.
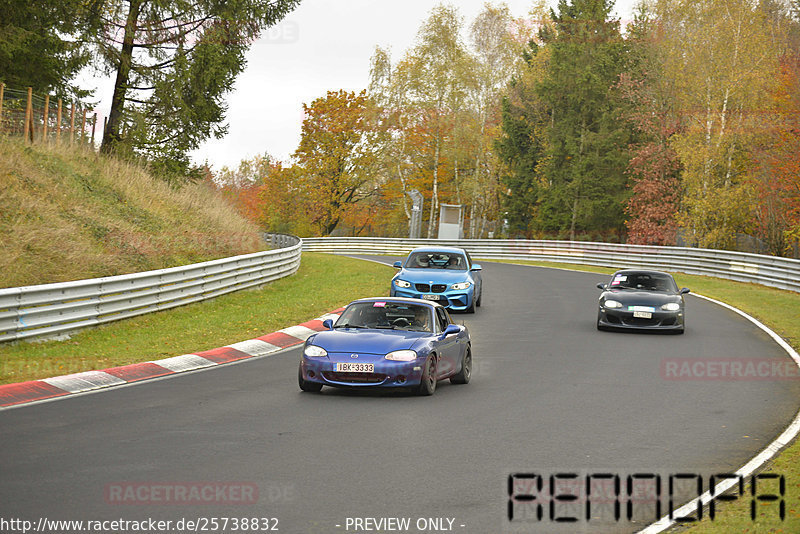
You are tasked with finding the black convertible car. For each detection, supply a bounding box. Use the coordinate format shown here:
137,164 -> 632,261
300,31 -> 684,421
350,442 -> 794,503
596,270 -> 690,334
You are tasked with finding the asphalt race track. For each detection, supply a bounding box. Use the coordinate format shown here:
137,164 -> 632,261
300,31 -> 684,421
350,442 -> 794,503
2,258 -> 799,534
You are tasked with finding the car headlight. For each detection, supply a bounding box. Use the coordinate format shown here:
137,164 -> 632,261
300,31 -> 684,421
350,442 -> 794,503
450,281 -> 471,290
303,345 -> 328,357
661,302 -> 681,311
603,300 -> 623,309
385,350 -> 417,361
394,279 -> 411,288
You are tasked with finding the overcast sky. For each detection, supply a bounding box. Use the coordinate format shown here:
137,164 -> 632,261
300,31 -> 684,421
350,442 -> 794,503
82,0 -> 637,171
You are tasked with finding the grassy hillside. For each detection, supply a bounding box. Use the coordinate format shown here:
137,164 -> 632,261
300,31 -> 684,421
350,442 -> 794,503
0,138 -> 265,288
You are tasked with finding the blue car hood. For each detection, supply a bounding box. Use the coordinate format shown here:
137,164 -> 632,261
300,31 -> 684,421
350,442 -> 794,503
397,268 -> 471,284
309,329 -> 428,354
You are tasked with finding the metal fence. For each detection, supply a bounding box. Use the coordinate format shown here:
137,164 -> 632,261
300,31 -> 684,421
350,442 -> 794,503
0,236 -> 302,343
0,83 -> 98,146
302,237 -> 800,293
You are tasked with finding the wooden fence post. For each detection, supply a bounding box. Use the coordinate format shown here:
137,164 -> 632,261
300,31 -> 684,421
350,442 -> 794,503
80,108 -> 87,143
0,83 -> 4,133
43,94 -> 50,143
56,99 -> 62,144
90,113 -> 97,147
24,87 -> 32,142
69,103 -> 75,144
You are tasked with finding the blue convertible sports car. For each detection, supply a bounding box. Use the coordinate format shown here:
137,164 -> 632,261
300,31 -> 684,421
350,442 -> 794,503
390,247 -> 483,313
298,297 -> 472,396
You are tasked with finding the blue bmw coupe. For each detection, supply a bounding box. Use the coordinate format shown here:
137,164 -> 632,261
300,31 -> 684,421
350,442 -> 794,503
298,297 -> 472,396
390,247 -> 483,313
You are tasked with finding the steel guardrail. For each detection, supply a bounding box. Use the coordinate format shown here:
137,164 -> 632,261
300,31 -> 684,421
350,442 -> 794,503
302,237 -> 800,293
0,234 -> 302,343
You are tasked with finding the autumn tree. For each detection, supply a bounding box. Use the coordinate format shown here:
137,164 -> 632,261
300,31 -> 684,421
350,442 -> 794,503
260,162 -> 315,236
749,19 -> 800,255
619,3 -> 682,245
368,5 -> 473,237
654,0 -> 785,249
293,90 -> 385,236
463,3 -> 530,238
368,3 -> 531,238
214,154 -> 272,225
403,4 -> 471,237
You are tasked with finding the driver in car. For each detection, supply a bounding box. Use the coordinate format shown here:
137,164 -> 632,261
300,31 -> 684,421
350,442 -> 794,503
411,307 -> 431,331
360,307 -> 388,328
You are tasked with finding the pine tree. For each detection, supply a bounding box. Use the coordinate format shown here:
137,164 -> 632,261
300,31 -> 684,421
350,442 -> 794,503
535,0 -> 633,239
97,0 -> 300,181
0,0 -> 99,96
496,43 -> 547,237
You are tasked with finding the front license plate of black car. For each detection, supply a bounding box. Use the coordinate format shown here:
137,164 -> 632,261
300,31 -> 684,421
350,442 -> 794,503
422,294 -> 440,300
633,311 -> 652,319
335,362 -> 374,373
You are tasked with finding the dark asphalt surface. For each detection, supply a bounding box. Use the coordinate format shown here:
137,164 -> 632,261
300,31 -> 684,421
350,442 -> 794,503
1,257 -> 799,534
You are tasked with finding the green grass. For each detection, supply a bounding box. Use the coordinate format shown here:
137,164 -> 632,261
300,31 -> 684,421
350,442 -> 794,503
0,253 -> 393,384
0,138 -> 264,288
499,258 -> 800,532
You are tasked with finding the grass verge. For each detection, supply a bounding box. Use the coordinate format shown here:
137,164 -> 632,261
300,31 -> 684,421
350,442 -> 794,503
0,138 -> 263,288
0,253 -> 393,384
500,259 -> 800,532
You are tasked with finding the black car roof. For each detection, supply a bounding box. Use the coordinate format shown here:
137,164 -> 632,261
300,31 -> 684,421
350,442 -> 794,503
612,269 -> 674,277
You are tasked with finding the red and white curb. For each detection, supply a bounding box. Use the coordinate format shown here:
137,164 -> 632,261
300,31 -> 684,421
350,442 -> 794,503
0,308 -> 344,409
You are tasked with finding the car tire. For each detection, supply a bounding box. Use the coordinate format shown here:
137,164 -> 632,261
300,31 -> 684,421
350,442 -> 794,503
298,366 -> 323,392
476,289 -> 482,307
465,299 -> 476,313
451,346 -> 472,384
417,356 -> 437,396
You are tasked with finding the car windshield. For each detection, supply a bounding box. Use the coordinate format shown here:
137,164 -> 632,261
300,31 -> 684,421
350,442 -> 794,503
405,251 -> 467,270
609,272 -> 677,292
335,302 -> 433,332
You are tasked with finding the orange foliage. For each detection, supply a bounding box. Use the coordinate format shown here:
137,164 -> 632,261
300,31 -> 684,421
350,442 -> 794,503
750,53 -> 800,255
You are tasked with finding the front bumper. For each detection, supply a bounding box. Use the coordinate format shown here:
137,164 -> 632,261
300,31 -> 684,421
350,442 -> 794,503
598,308 -> 684,331
390,287 -> 474,311
300,356 -> 426,388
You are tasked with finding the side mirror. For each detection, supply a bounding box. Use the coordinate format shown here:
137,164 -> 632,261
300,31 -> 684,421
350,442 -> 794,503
470,264 -> 482,271
597,283 -> 607,290
322,319 -> 334,330
680,288 -> 690,295
393,261 -> 403,268
443,324 -> 460,337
